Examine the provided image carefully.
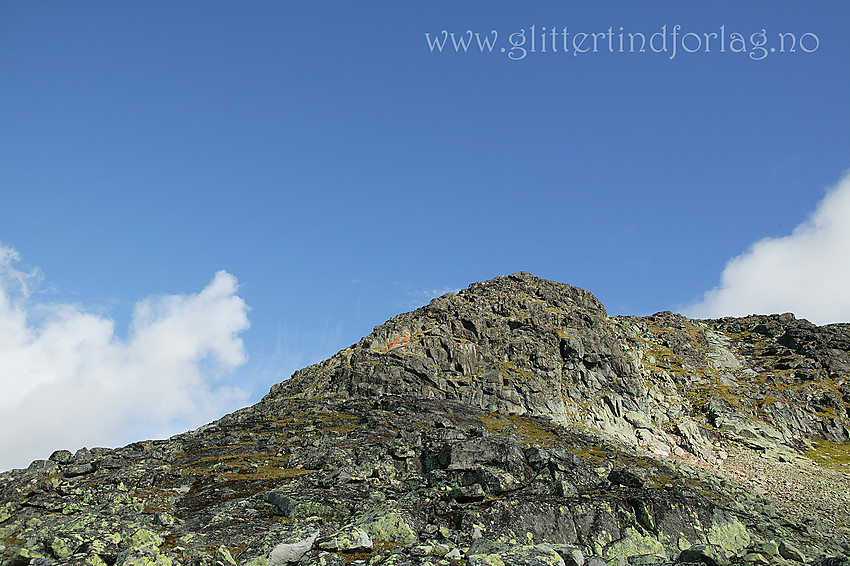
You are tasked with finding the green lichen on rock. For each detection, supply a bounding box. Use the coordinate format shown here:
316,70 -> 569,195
319,525 -> 372,552
84,552 -> 110,566
118,545 -> 175,566
266,490 -> 349,522
354,503 -> 418,545
0,504 -> 14,525
467,553 -> 507,566
602,527 -> 664,559
50,533 -> 84,558
127,528 -> 163,550
467,542 -> 566,566
214,544 -> 237,565
707,515 -> 750,554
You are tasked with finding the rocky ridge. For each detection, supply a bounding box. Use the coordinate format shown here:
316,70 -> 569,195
1,272 -> 849,566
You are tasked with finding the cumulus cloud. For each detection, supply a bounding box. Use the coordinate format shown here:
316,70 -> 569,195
685,171 -> 850,325
0,245 -> 250,471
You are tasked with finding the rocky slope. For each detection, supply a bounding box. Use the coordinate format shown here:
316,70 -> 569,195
2,273 -> 849,566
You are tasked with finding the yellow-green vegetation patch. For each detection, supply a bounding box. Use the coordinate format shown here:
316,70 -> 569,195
311,410 -> 360,435
641,344 -> 687,376
644,472 -> 678,489
722,330 -> 752,342
218,466 -> 315,482
477,413 -> 561,445
805,440 -> 850,471
567,443 -> 613,464
181,451 -> 286,475
177,449 -> 319,484
499,360 -> 532,381
193,448 -> 263,464
682,320 -> 708,353
269,409 -> 360,435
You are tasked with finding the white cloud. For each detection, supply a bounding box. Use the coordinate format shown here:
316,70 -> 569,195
685,171 -> 850,325
0,245 -> 250,471
405,285 -> 462,309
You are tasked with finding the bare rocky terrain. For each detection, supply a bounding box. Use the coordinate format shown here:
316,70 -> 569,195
716,444 -> 850,546
1,273 -> 849,566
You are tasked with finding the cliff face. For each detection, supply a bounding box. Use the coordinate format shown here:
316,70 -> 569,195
2,273 -> 849,566
271,272 -> 630,421
270,272 -> 850,462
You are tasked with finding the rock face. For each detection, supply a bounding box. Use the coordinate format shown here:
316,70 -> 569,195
271,272 -> 850,462
1,272 -> 849,566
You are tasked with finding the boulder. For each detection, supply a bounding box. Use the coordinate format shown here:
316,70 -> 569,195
268,531 -> 319,565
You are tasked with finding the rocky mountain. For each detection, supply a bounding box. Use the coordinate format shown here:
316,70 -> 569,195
2,272 -> 849,566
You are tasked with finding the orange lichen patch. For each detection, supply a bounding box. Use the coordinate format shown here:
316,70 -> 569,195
386,333 -> 411,348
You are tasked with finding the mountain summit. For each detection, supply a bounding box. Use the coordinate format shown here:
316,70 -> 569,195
2,273 -> 849,566
272,272 -> 850,462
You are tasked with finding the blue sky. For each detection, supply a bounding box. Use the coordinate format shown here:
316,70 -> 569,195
2,1 -> 849,470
